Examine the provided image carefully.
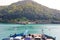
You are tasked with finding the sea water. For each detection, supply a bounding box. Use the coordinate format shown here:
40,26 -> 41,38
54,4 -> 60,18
0,24 -> 60,40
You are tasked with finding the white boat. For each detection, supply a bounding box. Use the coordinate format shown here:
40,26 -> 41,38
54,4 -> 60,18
2,33 -> 55,40
2,30 -> 55,40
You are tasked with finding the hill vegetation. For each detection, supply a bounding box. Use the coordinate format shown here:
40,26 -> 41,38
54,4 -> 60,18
0,0 -> 60,24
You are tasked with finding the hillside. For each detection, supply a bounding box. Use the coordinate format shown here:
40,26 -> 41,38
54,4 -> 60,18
0,0 -> 60,24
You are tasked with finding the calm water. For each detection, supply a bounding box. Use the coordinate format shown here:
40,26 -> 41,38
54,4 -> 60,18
0,24 -> 60,40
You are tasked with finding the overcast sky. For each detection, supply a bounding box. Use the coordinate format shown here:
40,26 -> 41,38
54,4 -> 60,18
0,0 -> 60,10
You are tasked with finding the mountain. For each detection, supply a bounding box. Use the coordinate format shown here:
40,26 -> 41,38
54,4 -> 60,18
0,0 -> 60,24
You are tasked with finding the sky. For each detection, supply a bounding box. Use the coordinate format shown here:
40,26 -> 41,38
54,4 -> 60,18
0,0 -> 60,10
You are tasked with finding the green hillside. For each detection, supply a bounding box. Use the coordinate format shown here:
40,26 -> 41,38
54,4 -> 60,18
0,0 -> 60,24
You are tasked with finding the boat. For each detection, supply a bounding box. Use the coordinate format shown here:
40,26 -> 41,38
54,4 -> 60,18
2,30 -> 55,40
2,34 -> 55,40
2,33 -> 55,40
